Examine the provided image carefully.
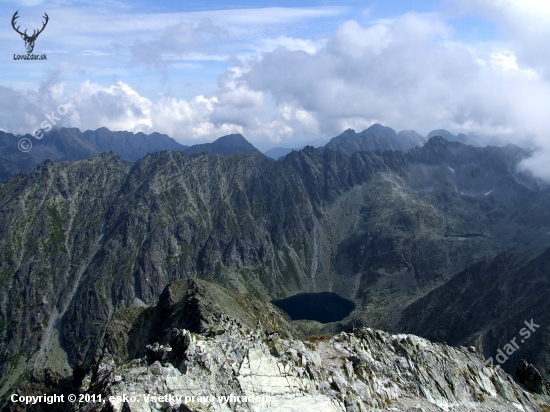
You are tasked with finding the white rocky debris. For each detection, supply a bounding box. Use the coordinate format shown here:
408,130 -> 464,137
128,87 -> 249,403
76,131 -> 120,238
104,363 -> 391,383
78,326 -> 548,412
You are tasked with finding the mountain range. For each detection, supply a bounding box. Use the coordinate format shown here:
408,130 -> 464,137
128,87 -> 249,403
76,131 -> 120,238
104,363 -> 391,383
323,123 -> 426,155
0,123 -> 502,182
0,129 -> 257,183
1,124 -> 550,410
0,127 -> 188,182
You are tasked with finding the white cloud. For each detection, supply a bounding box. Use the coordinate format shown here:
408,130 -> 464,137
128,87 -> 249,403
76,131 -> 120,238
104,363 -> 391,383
0,70 -> 319,148
230,11 -> 550,177
279,104 -> 319,134
259,36 -> 325,54
69,80 -> 251,140
244,14 -> 476,134
130,19 -> 228,68
491,50 -> 518,71
454,0 -> 550,75
0,76 -> 261,143
450,0 -> 550,177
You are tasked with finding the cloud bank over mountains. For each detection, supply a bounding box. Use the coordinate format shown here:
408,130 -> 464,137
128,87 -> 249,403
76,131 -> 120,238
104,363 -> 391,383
1,1 -> 550,178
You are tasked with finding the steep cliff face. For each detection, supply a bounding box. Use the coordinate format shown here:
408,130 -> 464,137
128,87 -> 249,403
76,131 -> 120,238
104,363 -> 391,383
67,280 -> 550,412
1,138 -> 549,399
399,247 -> 550,378
0,147 -> 394,392
0,153 -> 130,395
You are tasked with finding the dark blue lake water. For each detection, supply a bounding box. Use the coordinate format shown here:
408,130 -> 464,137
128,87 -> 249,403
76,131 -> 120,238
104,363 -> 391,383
271,292 -> 355,323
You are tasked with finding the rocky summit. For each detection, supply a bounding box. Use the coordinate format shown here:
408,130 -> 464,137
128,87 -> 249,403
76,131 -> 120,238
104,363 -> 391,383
70,280 -> 548,412
80,330 -> 550,412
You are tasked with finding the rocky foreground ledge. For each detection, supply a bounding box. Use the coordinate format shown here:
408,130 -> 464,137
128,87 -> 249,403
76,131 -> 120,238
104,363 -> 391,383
79,325 -> 550,412
68,279 -> 549,412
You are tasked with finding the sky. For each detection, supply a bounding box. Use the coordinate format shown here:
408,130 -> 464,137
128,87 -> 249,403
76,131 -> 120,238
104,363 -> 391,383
1,0 -> 550,178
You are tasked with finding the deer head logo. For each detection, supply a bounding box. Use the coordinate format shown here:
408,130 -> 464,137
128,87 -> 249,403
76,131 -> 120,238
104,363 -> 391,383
11,11 -> 49,54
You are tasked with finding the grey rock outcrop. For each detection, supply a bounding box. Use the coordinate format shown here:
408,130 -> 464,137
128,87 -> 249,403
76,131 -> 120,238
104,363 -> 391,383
516,360 -> 550,395
80,327 -> 549,411
100,279 -> 299,368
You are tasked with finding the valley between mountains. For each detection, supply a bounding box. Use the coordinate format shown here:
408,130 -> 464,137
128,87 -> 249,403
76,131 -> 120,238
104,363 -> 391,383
1,125 -> 550,411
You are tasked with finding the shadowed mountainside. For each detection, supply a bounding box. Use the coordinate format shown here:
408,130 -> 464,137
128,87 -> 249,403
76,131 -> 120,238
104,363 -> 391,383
399,246 -> 550,377
1,136 -> 550,400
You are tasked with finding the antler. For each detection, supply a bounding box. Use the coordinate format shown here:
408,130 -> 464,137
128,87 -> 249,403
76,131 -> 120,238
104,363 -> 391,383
29,13 -> 49,40
32,12 -> 50,37
11,11 -> 26,37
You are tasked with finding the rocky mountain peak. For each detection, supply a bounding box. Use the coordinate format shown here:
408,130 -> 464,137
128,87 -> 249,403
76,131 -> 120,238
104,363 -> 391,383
68,280 -> 549,412
365,122 -> 398,137
183,133 -> 257,156
324,123 -> 422,155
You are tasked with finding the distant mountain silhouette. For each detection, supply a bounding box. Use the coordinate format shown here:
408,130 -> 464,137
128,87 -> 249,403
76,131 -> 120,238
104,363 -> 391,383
426,129 -> 515,147
183,133 -> 257,156
0,127 -> 188,181
0,129 -> 263,182
323,123 -> 425,155
80,127 -> 187,162
264,147 -> 301,160
426,129 -> 458,142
